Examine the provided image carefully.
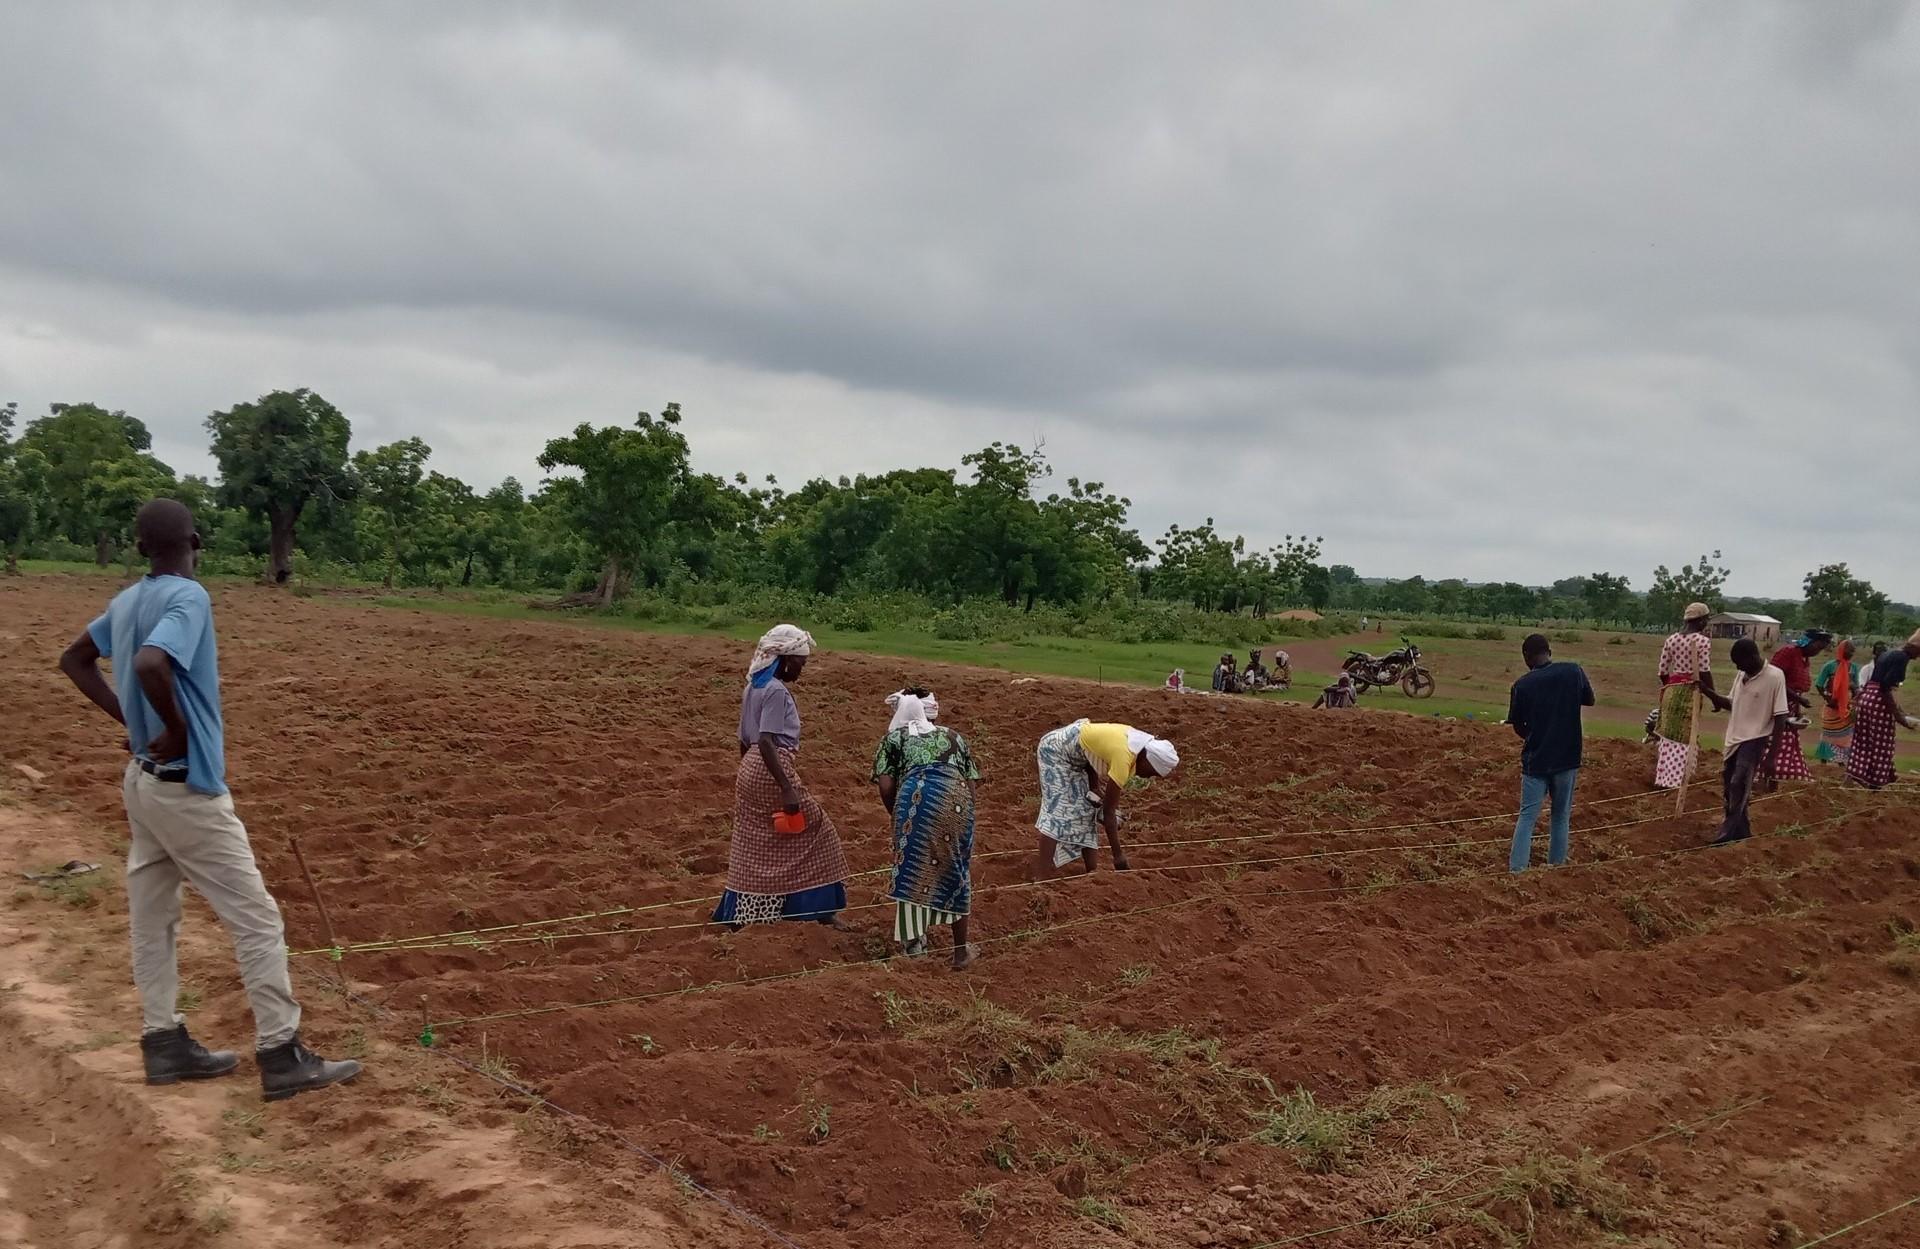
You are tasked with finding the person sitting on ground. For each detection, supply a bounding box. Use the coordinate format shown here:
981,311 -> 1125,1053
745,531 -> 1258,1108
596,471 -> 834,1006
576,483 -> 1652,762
58,497 -> 363,1101
1212,653 -> 1238,693
1505,634 -> 1595,873
1033,720 -> 1178,877
1270,649 -> 1293,689
872,691 -> 980,969
714,625 -> 853,927
1243,650 -> 1267,690
1713,638 -> 1790,846
1165,667 -> 1186,692
1313,672 -> 1358,709
1847,629 -> 1920,790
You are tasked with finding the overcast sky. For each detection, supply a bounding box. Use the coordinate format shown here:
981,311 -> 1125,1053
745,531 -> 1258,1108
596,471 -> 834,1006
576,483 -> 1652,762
3,3 -> 1915,599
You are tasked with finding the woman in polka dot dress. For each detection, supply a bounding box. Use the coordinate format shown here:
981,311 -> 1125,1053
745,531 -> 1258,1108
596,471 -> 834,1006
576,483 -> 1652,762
1651,604 -> 1732,789
1847,632 -> 1920,790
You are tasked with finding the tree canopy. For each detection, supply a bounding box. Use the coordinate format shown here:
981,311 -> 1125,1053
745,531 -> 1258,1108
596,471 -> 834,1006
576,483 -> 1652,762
4,391 -> 1914,638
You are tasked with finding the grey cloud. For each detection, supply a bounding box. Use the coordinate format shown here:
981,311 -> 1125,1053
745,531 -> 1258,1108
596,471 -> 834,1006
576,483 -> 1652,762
1,2 -> 1916,598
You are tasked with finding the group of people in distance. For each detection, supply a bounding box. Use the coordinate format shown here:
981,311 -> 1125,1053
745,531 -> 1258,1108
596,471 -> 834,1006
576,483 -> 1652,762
725,625 -> 1179,969
1506,603 -> 1920,873
1206,649 -> 1291,694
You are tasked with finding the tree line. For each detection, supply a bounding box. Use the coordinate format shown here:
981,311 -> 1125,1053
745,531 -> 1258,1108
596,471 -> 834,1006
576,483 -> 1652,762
2,392 -> 1912,638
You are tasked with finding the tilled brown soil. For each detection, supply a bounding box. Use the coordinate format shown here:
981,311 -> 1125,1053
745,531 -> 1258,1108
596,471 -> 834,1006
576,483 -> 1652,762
4,574 -> 1917,1248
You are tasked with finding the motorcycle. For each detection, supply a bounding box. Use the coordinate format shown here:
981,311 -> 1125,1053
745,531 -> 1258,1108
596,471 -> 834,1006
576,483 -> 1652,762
1341,638 -> 1436,699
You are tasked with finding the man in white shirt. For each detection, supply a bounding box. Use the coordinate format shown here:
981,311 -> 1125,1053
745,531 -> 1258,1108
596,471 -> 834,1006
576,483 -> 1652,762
1713,638 -> 1789,846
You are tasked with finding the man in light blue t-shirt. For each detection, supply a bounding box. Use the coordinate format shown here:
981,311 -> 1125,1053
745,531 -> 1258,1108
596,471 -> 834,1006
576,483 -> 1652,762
60,498 -> 361,1101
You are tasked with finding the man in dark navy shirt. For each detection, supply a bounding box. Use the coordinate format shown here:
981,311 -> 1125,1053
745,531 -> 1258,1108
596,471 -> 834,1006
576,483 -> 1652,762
1506,633 -> 1596,872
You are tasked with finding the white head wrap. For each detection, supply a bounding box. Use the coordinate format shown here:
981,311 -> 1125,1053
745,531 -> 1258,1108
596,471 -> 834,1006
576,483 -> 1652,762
886,691 -> 937,737
747,624 -> 815,680
1123,727 -> 1179,775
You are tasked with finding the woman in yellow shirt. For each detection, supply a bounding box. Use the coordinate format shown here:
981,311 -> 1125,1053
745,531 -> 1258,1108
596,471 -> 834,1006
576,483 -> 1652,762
1033,719 -> 1179,877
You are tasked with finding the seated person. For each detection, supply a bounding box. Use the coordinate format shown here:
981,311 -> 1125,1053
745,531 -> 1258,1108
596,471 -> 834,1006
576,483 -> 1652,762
1313,672 -> 1358,709
1212,654 -> 1239,693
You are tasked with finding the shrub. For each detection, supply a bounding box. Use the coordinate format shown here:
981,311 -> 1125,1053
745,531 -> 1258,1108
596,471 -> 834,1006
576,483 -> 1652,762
1472,625 -> 1507,641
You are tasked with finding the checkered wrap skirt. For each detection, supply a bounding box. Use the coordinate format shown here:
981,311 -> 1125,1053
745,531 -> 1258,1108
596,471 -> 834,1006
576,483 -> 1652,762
726,745 -> 850,898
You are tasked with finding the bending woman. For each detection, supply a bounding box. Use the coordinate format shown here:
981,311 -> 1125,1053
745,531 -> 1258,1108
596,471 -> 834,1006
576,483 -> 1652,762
1033,720 -> 1178,877
872,691 -> 981,968
715,625 -> 852,927
1848,631 -> 1920,790
1763,630 -> 1830,782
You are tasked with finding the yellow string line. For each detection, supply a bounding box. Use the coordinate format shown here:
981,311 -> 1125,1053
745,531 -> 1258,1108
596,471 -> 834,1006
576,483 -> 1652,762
421,788 -> 1888,1026
291,785 -> 1679,956
428,892 -> 1214,1029
301,789 -> 1817,959
1793,1194 -> 1920,1248
1249,1098 -> 1769,1248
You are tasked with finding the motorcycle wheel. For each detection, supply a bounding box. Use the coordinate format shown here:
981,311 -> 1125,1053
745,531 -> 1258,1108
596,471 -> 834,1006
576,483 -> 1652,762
1401,667 -> 1436,699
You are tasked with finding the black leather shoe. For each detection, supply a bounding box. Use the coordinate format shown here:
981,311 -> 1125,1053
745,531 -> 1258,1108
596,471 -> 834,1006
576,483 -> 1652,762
141,1024 -> 240,1085
256,1035 -> 363,1102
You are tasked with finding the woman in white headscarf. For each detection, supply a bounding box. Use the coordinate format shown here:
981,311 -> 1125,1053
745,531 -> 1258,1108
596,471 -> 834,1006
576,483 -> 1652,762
1032,720 -> 1178,878
715,625 -> 852,928
871,688 -> 982,967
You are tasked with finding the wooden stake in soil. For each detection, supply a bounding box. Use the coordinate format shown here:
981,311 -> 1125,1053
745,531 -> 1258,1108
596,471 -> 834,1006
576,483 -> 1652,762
288,836 -> 342,959
1675,685 -> 1701,815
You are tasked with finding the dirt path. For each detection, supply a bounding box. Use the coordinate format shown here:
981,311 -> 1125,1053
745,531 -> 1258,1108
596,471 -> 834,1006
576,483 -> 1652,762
0,795 -> 737,1248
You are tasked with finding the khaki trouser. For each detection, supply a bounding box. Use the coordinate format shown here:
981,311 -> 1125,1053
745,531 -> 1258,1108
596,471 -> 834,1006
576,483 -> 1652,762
122,762 -> 301,1050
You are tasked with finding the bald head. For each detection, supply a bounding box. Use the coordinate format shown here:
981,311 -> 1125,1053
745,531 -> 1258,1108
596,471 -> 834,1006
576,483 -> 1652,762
135,498 -> 197,558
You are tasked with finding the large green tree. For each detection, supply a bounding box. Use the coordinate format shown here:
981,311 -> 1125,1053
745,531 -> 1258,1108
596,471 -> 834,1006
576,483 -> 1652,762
351,437 -> 432,587
1647,551 -> 1731,626
1802,563 -> 1889,637
18,402 -> 173,564
1582,572 -> 1635,625
536,403 -> 704,604
0,401 -> 52,574
206,389 -> 355,583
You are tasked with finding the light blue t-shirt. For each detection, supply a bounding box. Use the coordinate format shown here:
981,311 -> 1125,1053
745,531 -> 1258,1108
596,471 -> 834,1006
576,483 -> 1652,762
88,575 -> 227,796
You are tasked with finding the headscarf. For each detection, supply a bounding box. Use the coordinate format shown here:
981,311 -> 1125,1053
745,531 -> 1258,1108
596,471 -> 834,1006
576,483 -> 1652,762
747,624 -> 815,688
885,690 -> 939,735
1831,638 -> 1853,721
1123,727 -> 1179,776
1798,629 -> 1833,649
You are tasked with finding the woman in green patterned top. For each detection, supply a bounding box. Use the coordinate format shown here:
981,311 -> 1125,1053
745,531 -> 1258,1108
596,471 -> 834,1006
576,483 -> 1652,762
871,690 -> 982,968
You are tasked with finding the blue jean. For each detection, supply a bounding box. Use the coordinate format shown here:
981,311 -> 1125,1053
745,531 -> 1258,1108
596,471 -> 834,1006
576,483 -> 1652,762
1509,768 -> 1578,872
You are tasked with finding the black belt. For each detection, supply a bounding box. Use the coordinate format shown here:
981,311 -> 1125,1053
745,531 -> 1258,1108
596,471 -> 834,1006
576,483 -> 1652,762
137,759 -> 189,783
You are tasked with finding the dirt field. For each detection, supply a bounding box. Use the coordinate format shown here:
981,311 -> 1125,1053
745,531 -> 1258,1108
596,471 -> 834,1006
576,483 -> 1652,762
4,574 -> 1919,1249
